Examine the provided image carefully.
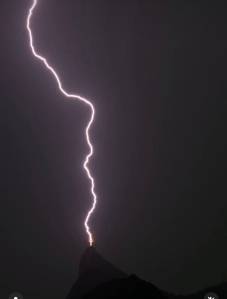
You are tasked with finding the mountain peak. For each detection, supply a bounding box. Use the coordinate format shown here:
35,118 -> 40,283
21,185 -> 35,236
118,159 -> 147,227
66,247 -> 127,299
79,246 -> 124,278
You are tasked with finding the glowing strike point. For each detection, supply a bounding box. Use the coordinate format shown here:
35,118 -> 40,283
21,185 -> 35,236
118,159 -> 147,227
26,0 -> 97,246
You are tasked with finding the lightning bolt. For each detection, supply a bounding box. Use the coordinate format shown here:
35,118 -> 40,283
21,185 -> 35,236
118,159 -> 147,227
26,0 -> 97,246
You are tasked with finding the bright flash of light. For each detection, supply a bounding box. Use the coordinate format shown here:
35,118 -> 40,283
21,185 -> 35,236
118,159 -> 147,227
26,0 -> 97,246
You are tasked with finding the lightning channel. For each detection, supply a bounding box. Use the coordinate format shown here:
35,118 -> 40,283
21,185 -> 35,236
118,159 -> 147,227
26,0 -> 97,246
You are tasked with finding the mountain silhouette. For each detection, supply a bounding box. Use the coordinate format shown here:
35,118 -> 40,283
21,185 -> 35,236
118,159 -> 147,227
66,247 -> 227,299
66,246 -> 126,299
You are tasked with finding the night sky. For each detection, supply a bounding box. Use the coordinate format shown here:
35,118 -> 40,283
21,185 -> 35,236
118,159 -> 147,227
0,1 -> 227,299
